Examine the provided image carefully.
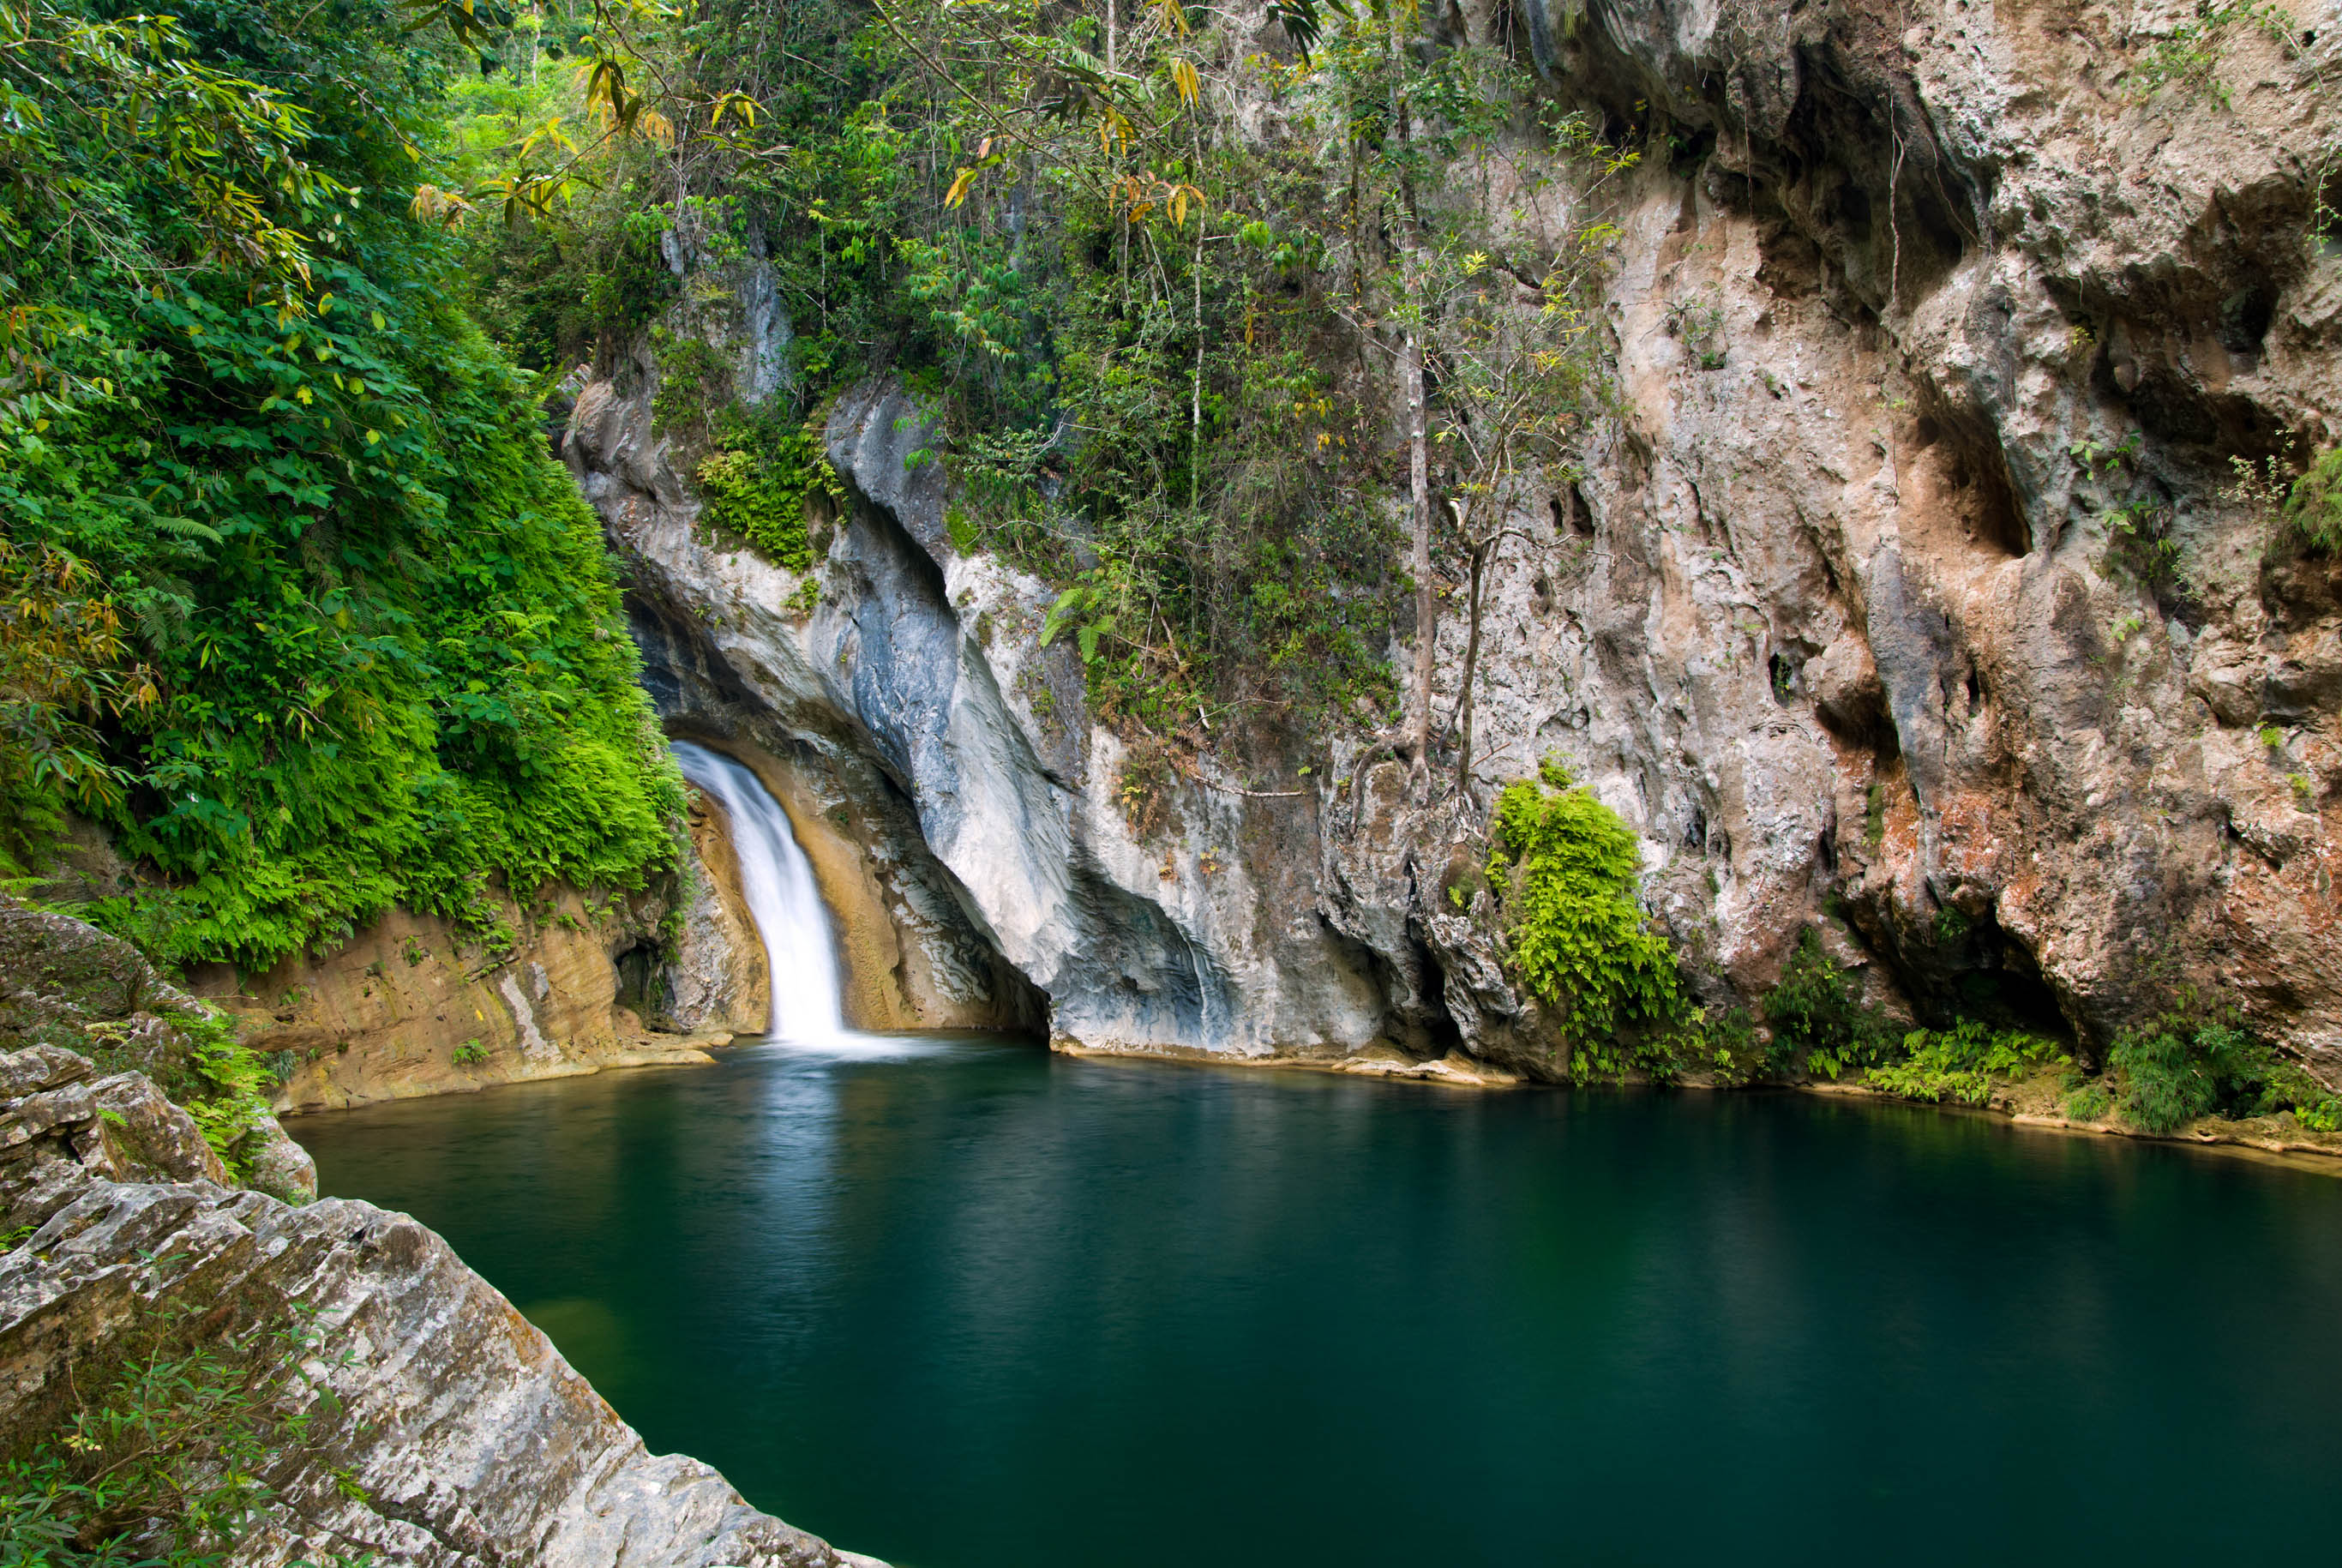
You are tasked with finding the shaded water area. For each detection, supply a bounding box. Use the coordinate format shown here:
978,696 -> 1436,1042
295,1042 -> 2342,1566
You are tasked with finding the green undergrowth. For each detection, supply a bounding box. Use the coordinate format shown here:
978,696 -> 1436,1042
1479,781 -> 2342,1133
1867,1020 -> 2070,1106
1745,938 -> 2342,1138
2105,1005 -> 2342,1135
0,1297 -> 372,1567
1762,930 -> 1896,1079
1,0 -> 688,971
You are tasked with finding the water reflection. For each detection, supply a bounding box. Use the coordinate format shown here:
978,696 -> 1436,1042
297,1046 -> 2342,1568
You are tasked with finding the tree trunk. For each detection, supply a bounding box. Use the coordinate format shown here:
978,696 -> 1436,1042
1402,321 -> 1434,792
1390,17 -> 1435,797
1455,531 -> 1487,796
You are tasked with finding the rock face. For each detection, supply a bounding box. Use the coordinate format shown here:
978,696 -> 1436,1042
0,1042 -> 880,1568
1426,0 -> 2342,1078
185,888 -> 730,1113
670,790 -> 772,1033
575,363 -> 1399,1060
569,0 -> 2342,1084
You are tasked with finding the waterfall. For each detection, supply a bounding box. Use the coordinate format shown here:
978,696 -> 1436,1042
672,741 -> 845,1043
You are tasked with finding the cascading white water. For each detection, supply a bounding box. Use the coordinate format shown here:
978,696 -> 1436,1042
672,741 -> 845,1043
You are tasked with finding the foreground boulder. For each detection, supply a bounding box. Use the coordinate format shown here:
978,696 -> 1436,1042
0,1040 -> 881,1568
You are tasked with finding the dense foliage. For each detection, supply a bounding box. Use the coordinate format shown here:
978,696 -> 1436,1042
1762,930 -> 1894,1080
1,0 -> 685,969
432,0 -> 1625,767
2107,1006 -> 2342,1135
1866,1020 -> 2069,1107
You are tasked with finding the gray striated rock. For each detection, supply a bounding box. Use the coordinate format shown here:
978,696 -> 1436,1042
574,339 -> 1388,1058
233,1111 -> 318,1205
0,1042 -> 882,1568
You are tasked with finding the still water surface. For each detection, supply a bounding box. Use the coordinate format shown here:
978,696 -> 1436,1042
295,1039 -> 2342,1566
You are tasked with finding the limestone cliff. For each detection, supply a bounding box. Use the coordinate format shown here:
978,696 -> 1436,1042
567,0 -> 2342,1086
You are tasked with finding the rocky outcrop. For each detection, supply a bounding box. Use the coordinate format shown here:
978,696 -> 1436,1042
1413,0 -> 2342,1077
568,0 -> 2342,1085
0,1041 -> 880,1568
0,903 -> 317,1196
186,888 -> 730,1113
574,359 -> 1405,1061
0,904 -> 872,1565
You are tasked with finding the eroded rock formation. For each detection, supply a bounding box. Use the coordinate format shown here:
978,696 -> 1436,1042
567,0 -> 2342,1086
185,889 -> 730,1113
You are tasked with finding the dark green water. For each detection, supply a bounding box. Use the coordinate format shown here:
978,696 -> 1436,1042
293,1039 -> 2342,1566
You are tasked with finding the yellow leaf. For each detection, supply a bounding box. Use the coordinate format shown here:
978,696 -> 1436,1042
945,166 -> 979,207
1172,58 -> 1200,107
295,386 -> 313,406
366,429 -> 381,444
1156,0 -> 1189,34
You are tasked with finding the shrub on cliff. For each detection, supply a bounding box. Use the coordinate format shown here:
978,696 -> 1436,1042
2284,443 -> 2342,555
0,1299 -> 365,1567
1486,759 -> 1687,1079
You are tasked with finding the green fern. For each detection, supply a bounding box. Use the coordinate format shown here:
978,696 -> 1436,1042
1486,759 -> 1687,1078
